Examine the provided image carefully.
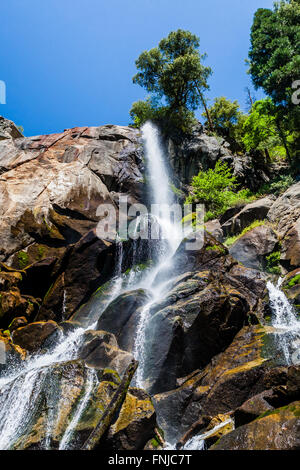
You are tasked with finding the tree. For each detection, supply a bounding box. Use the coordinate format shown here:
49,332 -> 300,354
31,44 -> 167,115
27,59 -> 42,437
248,0 -> 300,163
248,1 -> 300,107
242,98 -> 283,160
131,29 -> 212,132
203,97 -> 247,151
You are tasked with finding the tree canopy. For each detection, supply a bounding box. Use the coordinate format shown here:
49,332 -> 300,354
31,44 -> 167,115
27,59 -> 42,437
248,0 -> 300,107
130,29 -> 212,132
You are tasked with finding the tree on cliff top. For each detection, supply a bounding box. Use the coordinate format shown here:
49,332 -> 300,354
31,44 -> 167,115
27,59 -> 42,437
248,0 -> 300,163
130,29 -> 212,132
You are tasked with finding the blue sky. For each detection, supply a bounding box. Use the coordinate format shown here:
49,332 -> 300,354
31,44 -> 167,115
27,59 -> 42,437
0,0 -> 275,136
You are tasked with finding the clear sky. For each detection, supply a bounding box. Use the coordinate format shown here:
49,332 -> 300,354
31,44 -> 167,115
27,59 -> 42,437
0,0 -> 275,136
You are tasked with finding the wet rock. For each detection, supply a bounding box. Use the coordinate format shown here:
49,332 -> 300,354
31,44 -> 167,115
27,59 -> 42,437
202,414 -> 234,448
11,360 -> 117,450
211,401 -> 300,450
153,326 -> 287,442
78,329 -> 134,376
12,320 -> 62,352
221,197 -> 274,237
229,225 -> 278,270
234,390 -> 275,427
97,289 -> 152,352
103,388 -> 157,450
142,266 -> 264,395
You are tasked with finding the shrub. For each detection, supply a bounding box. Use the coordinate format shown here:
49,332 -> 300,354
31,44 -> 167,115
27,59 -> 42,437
257,174 -> 294,196
185,161 -> 254,219
265,251 -> 281,274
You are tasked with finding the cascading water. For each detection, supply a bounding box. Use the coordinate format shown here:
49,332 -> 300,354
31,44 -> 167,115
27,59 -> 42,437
131,122 -> 183,388
0,244 -> 126,449
267,279 -> 300,365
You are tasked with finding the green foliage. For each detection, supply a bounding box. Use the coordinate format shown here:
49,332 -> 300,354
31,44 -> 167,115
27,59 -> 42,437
248,1 -> 300,107
203,97 -> 247,151
248,1 -> 300,163
131,29 -> 211,132
242,98 -> 283,154
286,274 -> 300,289
185,161 -> 254,218
257,174 -> 294,196
266,251 -> 281,274
17,251 -> 29,269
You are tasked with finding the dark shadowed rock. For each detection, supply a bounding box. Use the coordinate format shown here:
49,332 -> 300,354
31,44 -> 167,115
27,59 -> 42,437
222,197 -> 274,237
97,289 -> 151,352
229,225 -> 278,270
153,326 -> 288,442
234,390 -> 275,427
12,320 -> 62,352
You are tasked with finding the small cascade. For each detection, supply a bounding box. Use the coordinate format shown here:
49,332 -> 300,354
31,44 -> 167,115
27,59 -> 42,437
267,279 -> 300,365
165,418 -> 234,451
0,239 -> 128,449
59,368 -> 97,450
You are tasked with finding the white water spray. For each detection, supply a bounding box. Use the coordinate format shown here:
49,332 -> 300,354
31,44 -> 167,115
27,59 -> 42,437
267,279 -> 300,365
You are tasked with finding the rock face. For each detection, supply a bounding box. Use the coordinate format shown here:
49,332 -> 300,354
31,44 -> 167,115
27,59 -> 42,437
1,116 -> 300,451
10,360 -> 158,450
97,289 -> 152,352
165,124 -> 271,191
282,269 -> 300,313
103,388 -> 157,450
221,197 -> 274,237
138,232 -> 267,395
267,182 -> 300,271
0,117 -> 145,324
211,401 -> 300,450
229,225 -> 278,270
153,325 -> 291,443
78,329 -> 134,376
11,320 -> 62,353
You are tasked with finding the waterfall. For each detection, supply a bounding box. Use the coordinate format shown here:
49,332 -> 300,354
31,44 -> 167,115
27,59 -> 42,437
267,279 -> 300,365
131,122 -> 183,388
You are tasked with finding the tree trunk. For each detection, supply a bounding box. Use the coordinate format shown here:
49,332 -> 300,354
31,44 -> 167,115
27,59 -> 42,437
276,119 -> 292,165
197,87 -> 214,132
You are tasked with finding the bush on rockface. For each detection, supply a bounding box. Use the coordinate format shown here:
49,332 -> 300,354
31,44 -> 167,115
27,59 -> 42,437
185,161 -> 254,220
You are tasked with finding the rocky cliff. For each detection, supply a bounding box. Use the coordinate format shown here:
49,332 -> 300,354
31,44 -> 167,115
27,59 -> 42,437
0,116 -> 299,451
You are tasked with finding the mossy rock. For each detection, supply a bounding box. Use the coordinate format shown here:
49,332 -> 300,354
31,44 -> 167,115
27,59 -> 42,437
211,401 -> 300,450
